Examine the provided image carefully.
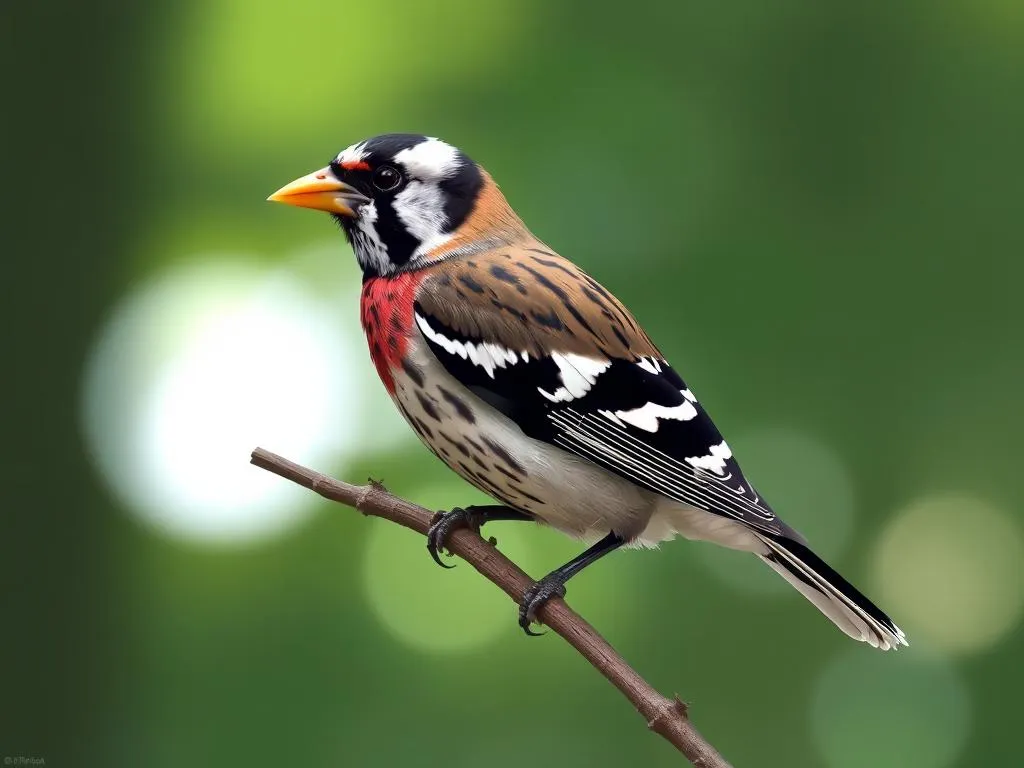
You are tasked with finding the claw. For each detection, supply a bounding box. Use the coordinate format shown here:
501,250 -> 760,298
427,540 -> 456,569
520,621 -> 545,637
518,577 -> 567,636
426,507 -> 478,569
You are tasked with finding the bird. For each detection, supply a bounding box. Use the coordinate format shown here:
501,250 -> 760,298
268,133 -> 907,650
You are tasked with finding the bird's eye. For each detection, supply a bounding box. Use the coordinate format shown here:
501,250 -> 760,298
372,165 -> 403,192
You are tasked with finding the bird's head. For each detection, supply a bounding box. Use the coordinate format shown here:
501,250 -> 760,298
269,134 -> 498,278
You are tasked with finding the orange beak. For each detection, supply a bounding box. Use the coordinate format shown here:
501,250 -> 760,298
267,166 -> 369,217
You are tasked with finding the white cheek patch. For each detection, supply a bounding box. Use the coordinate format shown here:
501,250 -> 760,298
350,201 -> 391,275
415,313 -> 521,379
685,440 -> 733,476
602,398 -> 698,432
394,180 -> 454,258
394,137 -> 460,181
539,353 -> 611,403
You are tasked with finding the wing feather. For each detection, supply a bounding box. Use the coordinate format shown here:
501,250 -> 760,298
414,247 -> 788,536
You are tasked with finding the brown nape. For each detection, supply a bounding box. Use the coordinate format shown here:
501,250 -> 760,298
417,242 -> 661,360
428,172 -> 533,256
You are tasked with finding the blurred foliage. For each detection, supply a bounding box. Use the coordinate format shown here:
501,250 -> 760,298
5,0 -> 1024,766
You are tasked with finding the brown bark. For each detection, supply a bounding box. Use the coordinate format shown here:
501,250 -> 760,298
251,447 -> 733,767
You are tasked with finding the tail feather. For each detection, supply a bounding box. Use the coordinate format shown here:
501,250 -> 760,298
757,534 -> 907,650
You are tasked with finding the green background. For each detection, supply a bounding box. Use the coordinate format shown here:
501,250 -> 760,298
5,1 -> 1023,766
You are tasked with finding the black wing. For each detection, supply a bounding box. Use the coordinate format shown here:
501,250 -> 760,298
414,303 -> 789,537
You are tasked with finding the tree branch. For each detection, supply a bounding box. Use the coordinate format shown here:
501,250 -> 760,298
250,447 -> 732,767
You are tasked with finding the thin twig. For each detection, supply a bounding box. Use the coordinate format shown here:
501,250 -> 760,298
251,447 -> 733,767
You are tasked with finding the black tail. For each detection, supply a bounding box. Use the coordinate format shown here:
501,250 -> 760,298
757,534 -> 907,650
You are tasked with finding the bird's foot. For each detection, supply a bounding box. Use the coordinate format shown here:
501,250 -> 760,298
518,576 -> 567,636
426,506 -> 485,569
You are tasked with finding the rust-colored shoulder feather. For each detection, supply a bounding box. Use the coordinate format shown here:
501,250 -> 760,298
417,245 -> 660,360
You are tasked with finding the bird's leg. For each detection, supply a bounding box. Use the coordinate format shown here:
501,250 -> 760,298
427,505 -> 532,568
519,531 -> 625,635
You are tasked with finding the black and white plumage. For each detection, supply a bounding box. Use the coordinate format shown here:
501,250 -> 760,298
414,309 -> 778,535
269,133 -> 908,650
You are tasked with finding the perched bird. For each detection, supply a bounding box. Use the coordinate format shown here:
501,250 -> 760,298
269,133 -> 907,650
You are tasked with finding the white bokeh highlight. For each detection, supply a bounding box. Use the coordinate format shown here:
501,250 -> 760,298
81,256 -> 406,545
872,492 -> 1024,655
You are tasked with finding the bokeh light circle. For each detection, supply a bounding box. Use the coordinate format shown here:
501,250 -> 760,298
696,427 -> 856,594
811,649 -> 970,768
81,258 -> 361,545
872,493 -> 1024,655
361,483 -> 537,653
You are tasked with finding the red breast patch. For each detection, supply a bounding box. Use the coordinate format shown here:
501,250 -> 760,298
360,272 -> 426,393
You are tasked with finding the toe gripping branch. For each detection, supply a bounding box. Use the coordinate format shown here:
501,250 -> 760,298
426,508 -> 625,638
517,531 -> 625,636
426,505 -> 531,568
